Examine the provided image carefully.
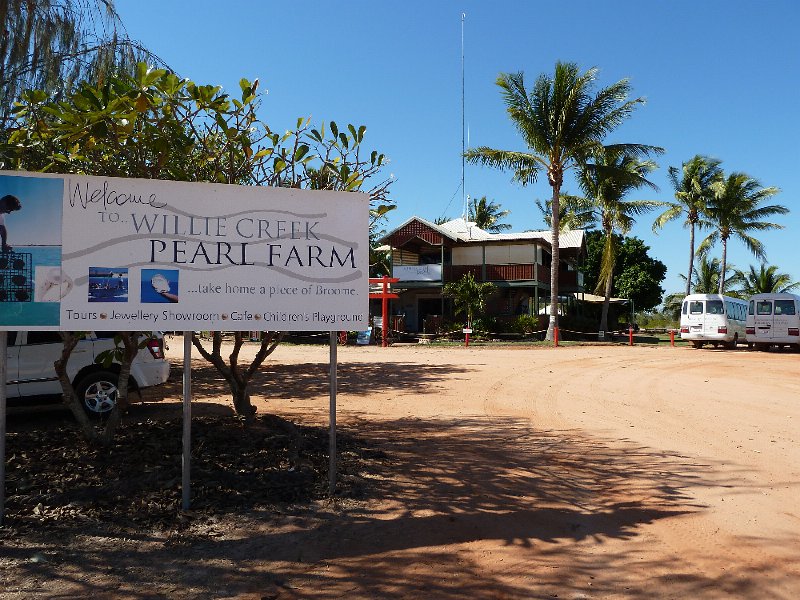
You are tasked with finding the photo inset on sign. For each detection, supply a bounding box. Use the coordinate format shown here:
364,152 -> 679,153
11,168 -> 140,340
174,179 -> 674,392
0,174 -> 63,326
36,266 -> 74,302
88,267 -> 128,302
141,268 -> 179,303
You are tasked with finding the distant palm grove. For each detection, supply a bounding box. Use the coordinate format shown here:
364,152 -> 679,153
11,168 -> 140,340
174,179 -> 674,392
463,61 -> 788,331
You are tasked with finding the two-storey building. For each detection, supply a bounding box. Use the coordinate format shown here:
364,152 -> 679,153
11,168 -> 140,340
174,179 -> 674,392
378,217 -> 587,333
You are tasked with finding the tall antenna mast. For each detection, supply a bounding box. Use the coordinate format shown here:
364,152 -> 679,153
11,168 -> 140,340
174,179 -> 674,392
461,12 -> 467,220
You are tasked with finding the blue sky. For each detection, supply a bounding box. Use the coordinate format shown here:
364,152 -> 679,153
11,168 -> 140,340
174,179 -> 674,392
117,0 -> 799,300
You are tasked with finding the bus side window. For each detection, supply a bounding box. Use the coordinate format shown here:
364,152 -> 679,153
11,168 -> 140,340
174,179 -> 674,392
682,301 -> 687,315
749,300 -> 754,315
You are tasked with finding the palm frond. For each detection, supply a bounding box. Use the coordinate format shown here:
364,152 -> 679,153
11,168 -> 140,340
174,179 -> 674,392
652,202 -> 683,232
464,147 -> 542,185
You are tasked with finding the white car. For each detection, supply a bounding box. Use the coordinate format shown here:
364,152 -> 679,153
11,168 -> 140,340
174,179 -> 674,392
4,331 -> 171,415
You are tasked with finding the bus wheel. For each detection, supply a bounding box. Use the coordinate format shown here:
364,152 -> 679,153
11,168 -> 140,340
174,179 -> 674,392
756,343 -> 769,352
692,341 -> 703,349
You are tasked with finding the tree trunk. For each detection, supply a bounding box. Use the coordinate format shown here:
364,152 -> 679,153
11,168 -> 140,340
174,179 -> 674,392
718,237 -> 728,295
98,332 -> 139,446
192,331 -> 285,421
546,182 -> 561,341
230,382 -> 254,418
56,332 -> 98,443
686,222 -> 695,297
599,270 -> 613,338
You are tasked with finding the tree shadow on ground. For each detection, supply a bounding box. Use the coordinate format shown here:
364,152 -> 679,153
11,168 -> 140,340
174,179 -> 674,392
155,357 -> 468,402
2,413 -> 771,600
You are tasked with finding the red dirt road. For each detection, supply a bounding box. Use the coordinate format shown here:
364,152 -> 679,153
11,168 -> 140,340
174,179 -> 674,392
3,340 -> 800,599
248,342 -> 800,599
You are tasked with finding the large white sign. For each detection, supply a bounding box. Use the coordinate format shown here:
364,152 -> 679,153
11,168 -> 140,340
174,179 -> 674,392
0,171 -> 368,331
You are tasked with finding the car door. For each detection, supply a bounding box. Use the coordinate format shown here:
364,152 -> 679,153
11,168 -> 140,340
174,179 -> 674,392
685,299 -> 703,333
4,331 -> 20,398
16,330 -> 72,397
753,299 -> 774,341
773,299 -> 795,339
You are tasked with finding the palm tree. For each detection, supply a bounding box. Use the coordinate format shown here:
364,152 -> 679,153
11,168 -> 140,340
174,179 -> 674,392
574,145 -> 664,336
465,62 -> 646,340
443,272 -> 496,328
662,292 -> 683,323
680,255 -> 738,294
536,195 -> 596,231
468,196 -> 511,232
699,173 -> 787,295
652,155 -> 723,296
734,263 -> 800,295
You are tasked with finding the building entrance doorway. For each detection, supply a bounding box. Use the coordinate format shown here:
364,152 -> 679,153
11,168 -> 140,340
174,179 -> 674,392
418,297 -> 443,333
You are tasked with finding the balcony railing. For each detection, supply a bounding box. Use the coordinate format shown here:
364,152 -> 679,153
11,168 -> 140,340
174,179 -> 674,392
392,263 -> 582,288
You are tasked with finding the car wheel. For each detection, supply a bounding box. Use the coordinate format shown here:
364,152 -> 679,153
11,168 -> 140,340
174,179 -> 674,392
75,371 -> 119,416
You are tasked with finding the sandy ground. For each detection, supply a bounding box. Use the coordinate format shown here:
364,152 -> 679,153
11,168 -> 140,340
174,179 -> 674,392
4,339 -> 800,599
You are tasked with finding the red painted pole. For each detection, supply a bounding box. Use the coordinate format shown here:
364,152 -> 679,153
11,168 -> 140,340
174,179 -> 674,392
369,276 -> 399,349
670,329 -> 675,347
381,276 -> 389,348
629,326 -> 634,346
554,326 -> 559,347
465,331 -> 470,347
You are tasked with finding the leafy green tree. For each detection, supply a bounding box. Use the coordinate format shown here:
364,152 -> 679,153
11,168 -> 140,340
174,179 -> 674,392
661,293 -> 684,323
734,263 -> 800,295
699,172 -> 787,294
465,62 -> 646,340
4,64 -> 395,427
653,155 -> 723,296
572,145 -> 663,335
584,231 -> 666,312
467,196 -> 511,232
443,273 -> 496,328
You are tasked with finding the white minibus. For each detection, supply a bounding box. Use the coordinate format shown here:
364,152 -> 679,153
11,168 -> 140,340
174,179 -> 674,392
745,293 -> 800,350
680,293 -> 747,349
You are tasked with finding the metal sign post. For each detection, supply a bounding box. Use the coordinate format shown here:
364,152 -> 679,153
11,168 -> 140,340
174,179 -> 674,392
182,331 -> 192,510
0,331 -> 7,524
328,331 -> 337,496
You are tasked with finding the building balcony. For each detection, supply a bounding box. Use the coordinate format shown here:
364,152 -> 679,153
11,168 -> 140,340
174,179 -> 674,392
392,263 -> 583,289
